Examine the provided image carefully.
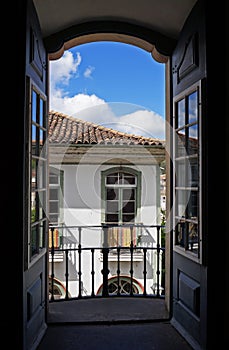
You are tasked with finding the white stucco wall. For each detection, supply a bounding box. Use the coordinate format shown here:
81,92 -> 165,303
61,163 -> 161,226
50,163 -> 163,297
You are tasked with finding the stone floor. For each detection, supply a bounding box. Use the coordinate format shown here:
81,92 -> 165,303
37,297 -> 194,350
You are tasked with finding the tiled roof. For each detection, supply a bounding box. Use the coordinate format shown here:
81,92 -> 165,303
49,111 -> 165,146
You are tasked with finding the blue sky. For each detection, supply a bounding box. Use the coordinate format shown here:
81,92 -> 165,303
50,41 -> 166,139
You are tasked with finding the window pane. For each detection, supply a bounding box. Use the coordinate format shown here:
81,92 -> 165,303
188,91 -> 198,124
49,173 -> 59,185
122,174 -> 136,185
187,191 -> 198,219
187,124 -> 198,155
32,125 -> 37,155
32,159 -> 37,189
188,158 -> 198,187
31,225 -> 38,255
32,90 -> 37,123
188,222 -> 198,253
38,160 -> 45,189
50,188 -> 59,200
176,190 -> 188,217
31,191 -> 36,223
106,214 -> 118,223
123,188 -> 135,200
106,188 -> 118,200
38,191 -> 45,220
39,98 -> 44,127
106,200 -> 119,213
177,98 -> 185,128
39,222 -> 45,248
122,214 -> 135,223
49,214 -> 58,224
176,160 -> 186,187
39,128 -> 44,148
176,130 -> 186,157
122,201 -> 135,213
176,221 -> 186,247
106,173 -> 118,184
50,201 -> 59,213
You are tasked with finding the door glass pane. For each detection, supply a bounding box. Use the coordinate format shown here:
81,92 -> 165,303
31,191 -> 36,223
32,90 -> 37,123
188,158 -> 198,187
39,98 -> 44,127
31,226 -> 38,255
39,222 -> 45,249
187,124 -> 198,155
188,91 -> 198,124
176,190 -> 187,217
32,125 -> 37,155
176,130 -> 186,157
176,221 -> 186,247
188,222 -> 198,252
176,160 -> 186,187
187,190 -> 198,219
177,98 -> 185,128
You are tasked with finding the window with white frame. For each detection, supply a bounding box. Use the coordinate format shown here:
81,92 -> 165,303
49,168 -> 64,225
49,167 -> 64,248
102,168 -> 141,247
173,81 -> 201,258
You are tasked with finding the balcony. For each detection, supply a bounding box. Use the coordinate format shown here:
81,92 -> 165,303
49,224 -> 165,300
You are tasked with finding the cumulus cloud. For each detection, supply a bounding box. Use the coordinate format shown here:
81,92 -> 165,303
50,51 -> 81,88
103,109 -> 165,139
51,92 -> 108,118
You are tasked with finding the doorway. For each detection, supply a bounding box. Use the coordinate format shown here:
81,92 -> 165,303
47,39 -> 171,320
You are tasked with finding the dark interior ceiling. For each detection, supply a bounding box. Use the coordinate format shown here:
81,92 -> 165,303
33,0 -> 197,60
33,0 -> 197,40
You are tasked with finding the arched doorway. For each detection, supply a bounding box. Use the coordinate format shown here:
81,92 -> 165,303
47,35 -> 171,319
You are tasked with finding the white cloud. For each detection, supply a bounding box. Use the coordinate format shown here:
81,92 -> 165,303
51,92 -> 108,118
51,92 -> 165,139
84,66 -> 95,79
114,109 -> 165,139
50,51 -> 81,89
49,50 -> 165,139
74,103 -> 165,140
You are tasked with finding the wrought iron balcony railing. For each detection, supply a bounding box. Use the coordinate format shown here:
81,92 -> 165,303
48,224 -> 165,301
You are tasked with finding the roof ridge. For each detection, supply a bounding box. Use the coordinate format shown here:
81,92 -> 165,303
49,110 -> 165,143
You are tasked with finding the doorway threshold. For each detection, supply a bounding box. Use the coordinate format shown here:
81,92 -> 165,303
47,297 -> 169,324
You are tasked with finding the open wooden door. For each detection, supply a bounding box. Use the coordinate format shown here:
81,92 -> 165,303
170,1 -> 207,348
23,1 -> 49,349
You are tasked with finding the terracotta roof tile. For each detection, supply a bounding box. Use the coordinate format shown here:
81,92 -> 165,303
48,110 -> 165,146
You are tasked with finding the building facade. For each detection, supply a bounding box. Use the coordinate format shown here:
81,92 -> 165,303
48,111 -> 165,298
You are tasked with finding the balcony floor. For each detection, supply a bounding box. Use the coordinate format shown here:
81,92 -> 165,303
37,297 -> 194,349
47,296 -> 169,323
